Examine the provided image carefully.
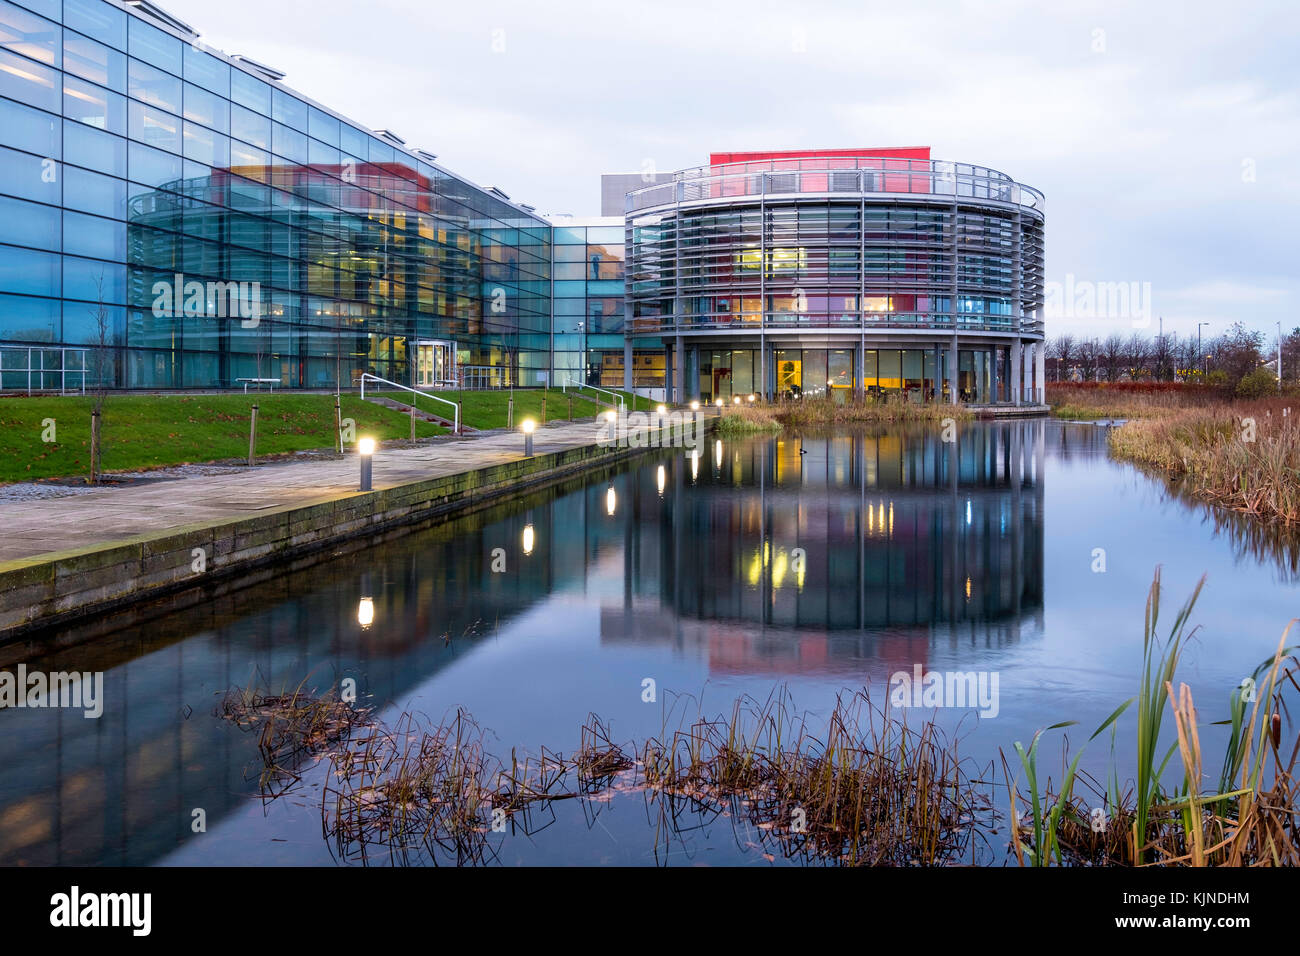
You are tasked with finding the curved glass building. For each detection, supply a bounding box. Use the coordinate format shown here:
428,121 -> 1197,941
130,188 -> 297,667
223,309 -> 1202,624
624,148 -> 1046,405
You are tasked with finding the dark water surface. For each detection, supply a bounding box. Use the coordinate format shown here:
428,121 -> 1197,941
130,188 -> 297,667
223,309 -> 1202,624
2,421 -> 1297,865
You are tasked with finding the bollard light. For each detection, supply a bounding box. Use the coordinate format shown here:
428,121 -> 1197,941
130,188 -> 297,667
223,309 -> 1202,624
689,400 -> 700,411
715,397 -> 723,408
521,417 -> 535,456
358,436 -> 376,491
747,394 -> 756,403
733,396 -> 741,405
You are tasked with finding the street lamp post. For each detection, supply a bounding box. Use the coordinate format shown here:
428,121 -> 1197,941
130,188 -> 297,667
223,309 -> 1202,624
1197,322 -> 1210,379
358,437 -> 375,491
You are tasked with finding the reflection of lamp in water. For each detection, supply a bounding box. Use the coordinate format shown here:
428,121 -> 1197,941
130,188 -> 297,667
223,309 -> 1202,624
714,438 -> 723,470
656,464 -> 666,495
357,571 -> 374,629
605,485 -> 617,515
689,449 -> 700,481
357,436 -> 376,491
522,523 -> 535,555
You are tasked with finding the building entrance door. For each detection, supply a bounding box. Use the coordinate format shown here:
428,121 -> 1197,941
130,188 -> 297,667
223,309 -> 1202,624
415,340 -> 456,387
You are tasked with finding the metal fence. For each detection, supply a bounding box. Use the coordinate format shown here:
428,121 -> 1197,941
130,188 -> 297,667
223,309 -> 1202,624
0,346 -> 91,394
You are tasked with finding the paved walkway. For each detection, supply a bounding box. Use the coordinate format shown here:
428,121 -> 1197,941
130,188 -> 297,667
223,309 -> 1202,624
0,419 -> 620,563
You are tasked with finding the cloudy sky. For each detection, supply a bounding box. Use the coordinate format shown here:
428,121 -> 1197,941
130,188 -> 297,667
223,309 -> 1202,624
158,0 -> 1298,342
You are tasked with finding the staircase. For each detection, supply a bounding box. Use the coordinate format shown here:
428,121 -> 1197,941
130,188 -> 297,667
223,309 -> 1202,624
361,395 -> 477,432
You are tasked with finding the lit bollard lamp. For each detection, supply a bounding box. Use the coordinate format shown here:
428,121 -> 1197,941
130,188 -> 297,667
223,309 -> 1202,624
656,403 -> 667,428
521,417 -> 536,456
358,436 -> 376,491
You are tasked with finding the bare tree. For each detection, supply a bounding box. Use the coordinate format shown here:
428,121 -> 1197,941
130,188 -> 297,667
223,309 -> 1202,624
1076,337 -> 1101,382
1050,334 -> 1076,382
88,271 -> 113,485
1125,331 -> 1151,380
1101,333 -> 1125,382
1151,332 -> 1174,382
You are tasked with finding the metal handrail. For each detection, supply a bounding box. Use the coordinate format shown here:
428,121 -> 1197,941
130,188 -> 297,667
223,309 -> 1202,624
561,377 -> 625,414
360,373 -> 461,434
625,161 -> 1045,214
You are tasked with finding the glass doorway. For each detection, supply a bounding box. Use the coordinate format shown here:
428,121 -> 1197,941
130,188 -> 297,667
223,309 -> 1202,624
415,340 -> 456,387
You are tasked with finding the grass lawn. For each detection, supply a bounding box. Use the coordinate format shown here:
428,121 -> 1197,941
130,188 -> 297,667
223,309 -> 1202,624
0,393 -> 444,483
0,387 -> 659,483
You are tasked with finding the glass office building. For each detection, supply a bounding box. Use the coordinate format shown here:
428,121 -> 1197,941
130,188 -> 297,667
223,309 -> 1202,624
0,6 -> 1046,404
0,0 -> 550,390
625,150 -> 1047,405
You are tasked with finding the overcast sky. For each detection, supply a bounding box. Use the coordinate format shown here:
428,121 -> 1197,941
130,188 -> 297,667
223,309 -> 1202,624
158,0 -> 1298,343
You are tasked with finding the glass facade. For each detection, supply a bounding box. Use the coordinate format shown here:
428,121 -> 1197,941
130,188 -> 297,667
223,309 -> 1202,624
549,217 -> 664,388
0,0 -> 550,389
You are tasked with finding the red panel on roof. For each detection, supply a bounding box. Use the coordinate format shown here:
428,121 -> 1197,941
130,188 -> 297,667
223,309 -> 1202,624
708,147 -> 930,166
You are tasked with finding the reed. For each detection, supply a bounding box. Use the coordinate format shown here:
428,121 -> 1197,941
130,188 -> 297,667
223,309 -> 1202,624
1110,402 -> 1300,525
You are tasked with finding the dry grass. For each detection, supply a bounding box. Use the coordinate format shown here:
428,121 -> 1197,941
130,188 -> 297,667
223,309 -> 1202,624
219,680 -> 372,792
714,404 -> 784,436
777,395 -> 971,427
1110,401 -> 1300,525
1046,382 -> 1226,420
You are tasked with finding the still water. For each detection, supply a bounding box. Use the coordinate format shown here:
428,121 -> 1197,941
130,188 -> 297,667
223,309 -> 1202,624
1,421 -> 1296,865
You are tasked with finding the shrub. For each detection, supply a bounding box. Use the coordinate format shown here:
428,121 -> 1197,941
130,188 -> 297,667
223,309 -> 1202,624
1236,367 -> 1278,399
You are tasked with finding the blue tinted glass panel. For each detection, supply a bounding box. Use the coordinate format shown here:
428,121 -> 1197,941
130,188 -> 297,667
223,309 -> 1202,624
229,68 -> 270,113
182,81 -> 227,132
64,74 -> 126,133
367,138 -> 394,163
63,256 -> 125,302
12,0 -> 57,18
62,164 -> 126,217
586,226 -> 624,243
307,106 -> 339,147
182,121 -> 228,166
0,0 -> 58,66
0,291 -> 58,339
63,120 -> 124,174
182,44 -> 227,95
129,100 -> 179,152
127,17 -> 181,75
0,244 -> 59,296
339,124 -> 366,158
0,46 -> 58,109
271,87 -> 307,130
64,0 -> 125,50
128,140 -> 181,187
0,98 -> 59,155
127,56 -> 180,111
272,122 -> 306,163
63,31 -> 125,90
229,103 -> 269,148
229,139 -> 267,170
62,301 -> 123,344
63,211 -> 126,259
307,138 -> 338,165
0,194 -> 58,249
0,144 -> 58,201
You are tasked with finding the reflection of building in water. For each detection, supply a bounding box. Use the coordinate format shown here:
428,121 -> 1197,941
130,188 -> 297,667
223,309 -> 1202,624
0,424 -> 1043,864
601,421 -> 1046,674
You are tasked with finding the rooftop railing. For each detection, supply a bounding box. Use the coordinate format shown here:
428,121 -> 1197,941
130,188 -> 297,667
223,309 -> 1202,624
626,159 -> 1045,214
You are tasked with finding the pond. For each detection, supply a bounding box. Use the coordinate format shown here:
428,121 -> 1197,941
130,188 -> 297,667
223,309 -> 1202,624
1,420 -> 1296,865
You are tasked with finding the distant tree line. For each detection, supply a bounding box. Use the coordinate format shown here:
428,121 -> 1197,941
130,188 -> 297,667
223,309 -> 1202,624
1046,322 -> 1298,397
